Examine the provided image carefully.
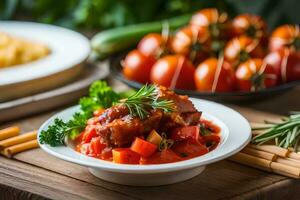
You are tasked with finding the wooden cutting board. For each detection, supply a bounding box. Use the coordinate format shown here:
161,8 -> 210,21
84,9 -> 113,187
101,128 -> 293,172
1,82 -> 300,200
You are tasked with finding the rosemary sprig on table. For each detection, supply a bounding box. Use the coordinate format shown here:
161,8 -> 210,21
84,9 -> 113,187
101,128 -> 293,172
120,84 -> 175,119
252,112 -> 300,151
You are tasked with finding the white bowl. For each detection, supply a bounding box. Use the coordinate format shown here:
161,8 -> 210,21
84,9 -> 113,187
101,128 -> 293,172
38,98 -> 251,186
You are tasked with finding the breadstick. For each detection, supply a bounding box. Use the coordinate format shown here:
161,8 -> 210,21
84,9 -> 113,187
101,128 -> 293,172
276,157 -> 300,168
0,126 -> 20,141
0,130 -> 37,149
287,152 -> 300,160
271,162 -> 300,177
229,152 -> 271,171
241,147 -> 277,161
248,144 -> 289,157
1,140 -> 39,158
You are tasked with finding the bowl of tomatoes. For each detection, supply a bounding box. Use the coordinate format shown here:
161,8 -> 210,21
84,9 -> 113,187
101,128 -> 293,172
111,8 -> 300,101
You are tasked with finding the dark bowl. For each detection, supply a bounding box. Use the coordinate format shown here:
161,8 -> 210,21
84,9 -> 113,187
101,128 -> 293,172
110,55 -> 300,102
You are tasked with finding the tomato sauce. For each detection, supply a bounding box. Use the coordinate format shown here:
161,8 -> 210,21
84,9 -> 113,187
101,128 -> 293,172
75,119 -> 221,164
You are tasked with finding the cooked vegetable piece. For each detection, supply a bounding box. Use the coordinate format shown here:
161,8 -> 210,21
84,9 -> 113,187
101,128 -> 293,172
131,137 -> 157,157
82,125 -> 97,144
112,148 -> 140,164
172,140 -> 209,159
140,149 -> 181,164
89,137 -> 106,156
170,126 -> 200,142
147,130 -> 162,145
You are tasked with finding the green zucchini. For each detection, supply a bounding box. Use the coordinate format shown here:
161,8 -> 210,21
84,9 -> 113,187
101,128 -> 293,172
90,14 -> 191,60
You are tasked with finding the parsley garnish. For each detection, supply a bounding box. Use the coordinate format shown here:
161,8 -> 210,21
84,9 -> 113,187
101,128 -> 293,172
39,81 -> 120,146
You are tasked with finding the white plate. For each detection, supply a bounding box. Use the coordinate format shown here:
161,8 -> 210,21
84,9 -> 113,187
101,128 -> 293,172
0,21 -> 90,85
38,98 -> 251,186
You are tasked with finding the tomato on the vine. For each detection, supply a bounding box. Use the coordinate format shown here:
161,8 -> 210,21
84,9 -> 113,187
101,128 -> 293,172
138,33 -> 165,58
194,57 -> 235,92
235,58 -> 277,91
265,49 -> 300,82
171,26 -> 209,62
190,8 -> 228,39
150,55 -> 195,90
224,35 -> 265,67
231,14 -> 267,39
269,25 -> 300,52
123,49 -> 156,83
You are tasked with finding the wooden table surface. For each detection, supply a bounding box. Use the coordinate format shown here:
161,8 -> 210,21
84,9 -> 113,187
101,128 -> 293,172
1,78 -> 300,200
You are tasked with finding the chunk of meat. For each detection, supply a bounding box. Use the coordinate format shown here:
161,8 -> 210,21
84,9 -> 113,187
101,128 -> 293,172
96,110 -> 162,147
157,86 -> 198,113
95,86 -> 201,147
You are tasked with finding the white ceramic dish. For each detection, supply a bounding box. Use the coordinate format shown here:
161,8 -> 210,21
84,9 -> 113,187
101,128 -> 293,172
38,98 -> 251,186
0,21 -> 90,101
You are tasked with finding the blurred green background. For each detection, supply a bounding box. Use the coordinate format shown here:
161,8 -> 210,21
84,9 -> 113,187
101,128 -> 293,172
0,0 -> 299,30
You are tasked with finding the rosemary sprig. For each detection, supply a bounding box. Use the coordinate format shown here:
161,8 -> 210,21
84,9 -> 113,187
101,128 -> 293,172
252,112 -> 300,151
120,84 -> 174,119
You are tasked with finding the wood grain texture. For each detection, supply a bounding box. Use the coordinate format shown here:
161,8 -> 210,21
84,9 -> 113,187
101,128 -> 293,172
0,156 -> 136,200
0,79 -> 300,200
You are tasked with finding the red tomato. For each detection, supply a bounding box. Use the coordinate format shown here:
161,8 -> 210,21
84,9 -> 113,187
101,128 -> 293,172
79,143 -> 90,155
112,148 -> 140,164
138,33 -> 165,57
269,25 -> 300,52
190,8 -> 228,39
235,58 -> 277,91
123,49 -> 156,83
172,140 -> 209,159
139,149 -> 182,164
194,57 -> 235,92
89,137 -> 106,157
150,55 -> 195,90
131,137 -> 157,157
265,49 -> 300,82
82,125 -> 97,143
224,35 -> 265,66
170,126 -> 200,142
171,26 -> 209,57
231,14 -> 267,39
101,147 -> 113,161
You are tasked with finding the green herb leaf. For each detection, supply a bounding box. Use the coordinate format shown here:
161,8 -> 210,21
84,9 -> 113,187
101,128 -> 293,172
121,84 -> 174,119
39,81 -> 121,146
252,112 -> 300,151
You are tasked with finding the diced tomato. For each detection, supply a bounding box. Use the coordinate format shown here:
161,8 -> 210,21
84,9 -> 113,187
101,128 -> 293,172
87,117 -> 99,125
79,143 -> 91,155
82,125 -> 97,143
172,140 -> 209,159
170,126 -> 200,142
89,137 -> 106,156
140,149 -> 182,164
112,148 -> 140,164
131,137 -> 157,157
101,147 -> 113,161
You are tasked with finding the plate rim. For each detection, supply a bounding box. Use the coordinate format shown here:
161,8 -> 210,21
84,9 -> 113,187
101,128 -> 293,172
38,98 -> 251,174
0,20 -> 90,85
